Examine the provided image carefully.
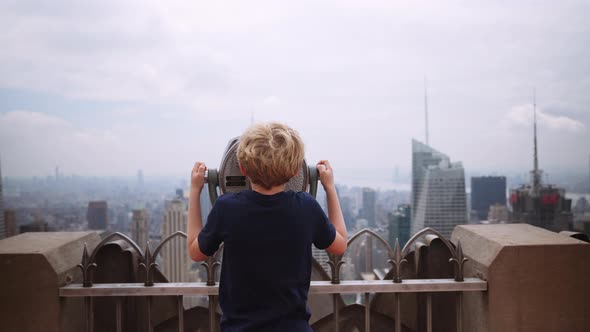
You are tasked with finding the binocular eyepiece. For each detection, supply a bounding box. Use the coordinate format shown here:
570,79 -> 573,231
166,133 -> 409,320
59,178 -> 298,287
204,137 -> 319,204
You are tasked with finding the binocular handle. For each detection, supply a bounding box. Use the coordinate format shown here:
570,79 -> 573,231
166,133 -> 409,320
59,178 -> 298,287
308,165 -> 319,198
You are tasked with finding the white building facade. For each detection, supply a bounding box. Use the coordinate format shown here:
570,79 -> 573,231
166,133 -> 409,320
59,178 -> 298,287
411,139 -> 468,238
161,199 -> 190,283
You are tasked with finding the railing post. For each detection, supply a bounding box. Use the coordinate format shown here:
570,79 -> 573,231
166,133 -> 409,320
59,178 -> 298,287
177,296 -> 185,332
333,294 -> 339,332
456,292 -> 463,332
115,297 -> 123,332
426,293 -> 432,332
394,293 -> 401,332
326,252 -> 343,332
364,292 -> 371,332
85,296 -> 94,332
147,296 -> 153,332
209,295 -> 216,332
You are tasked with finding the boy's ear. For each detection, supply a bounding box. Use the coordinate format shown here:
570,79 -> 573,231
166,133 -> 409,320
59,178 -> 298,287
239,163 -> 247,176
293,167 -> 300,177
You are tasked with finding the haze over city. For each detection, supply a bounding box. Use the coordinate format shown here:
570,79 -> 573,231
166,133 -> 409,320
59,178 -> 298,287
1,0 -> 589,184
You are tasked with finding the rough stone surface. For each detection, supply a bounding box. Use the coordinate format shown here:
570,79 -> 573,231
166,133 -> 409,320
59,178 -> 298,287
452,224 -> 590,332
0,231 -> 101,332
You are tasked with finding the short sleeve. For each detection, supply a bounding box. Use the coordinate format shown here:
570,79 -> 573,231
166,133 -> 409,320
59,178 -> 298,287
311,201 -> 337,250
198,201 -> 224,256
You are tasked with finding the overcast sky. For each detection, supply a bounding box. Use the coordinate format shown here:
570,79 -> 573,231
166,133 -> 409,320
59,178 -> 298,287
1,0 -> 589,183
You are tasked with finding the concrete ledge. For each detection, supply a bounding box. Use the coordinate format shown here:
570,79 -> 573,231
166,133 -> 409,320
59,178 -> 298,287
0,232 -> 101,332
452,224 -> 590,332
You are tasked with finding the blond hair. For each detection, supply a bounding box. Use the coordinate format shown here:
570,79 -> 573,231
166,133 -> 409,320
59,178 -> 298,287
237,122 -> 305,190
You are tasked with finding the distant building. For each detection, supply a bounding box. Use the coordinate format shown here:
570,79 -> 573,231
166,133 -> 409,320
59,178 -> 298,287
4,209 -> 17,238
360,188 -> 376,228
487,203 -> 509,223
340,196 -> 355,231
471,176 -> 507,221
161,199 -> 190,282
573,197 -> 590,214
388,204 -> 411,248
509,99 -> 573,232
510,185 -> 573,231
131,209 -> 149,248
572,197 -> 590,234
87,201 -> 108,230
411,139 -> 468,238
20,220 -> 48,233
176,188 -> 184,200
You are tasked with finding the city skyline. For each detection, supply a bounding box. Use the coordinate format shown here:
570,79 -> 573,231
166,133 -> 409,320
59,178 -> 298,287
0,1 -> 589,178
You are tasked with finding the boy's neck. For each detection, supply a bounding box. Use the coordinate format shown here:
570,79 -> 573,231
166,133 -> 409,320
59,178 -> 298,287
251,183 -> 286,195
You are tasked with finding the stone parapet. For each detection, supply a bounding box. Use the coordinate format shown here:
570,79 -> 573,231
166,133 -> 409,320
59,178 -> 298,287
0,232 -> 101,332
452,224 -> 590,332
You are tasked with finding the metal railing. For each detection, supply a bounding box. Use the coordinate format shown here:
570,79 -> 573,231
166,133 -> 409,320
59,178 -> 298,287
60,228 -> 487,332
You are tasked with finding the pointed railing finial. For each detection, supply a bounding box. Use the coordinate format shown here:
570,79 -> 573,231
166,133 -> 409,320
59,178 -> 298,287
388,238 -> 408,283
449,240 -> 469,282
140,241 -> 159,286
326,253 -> 345,284
77,242 -> 97,287
201,255 -> 221,286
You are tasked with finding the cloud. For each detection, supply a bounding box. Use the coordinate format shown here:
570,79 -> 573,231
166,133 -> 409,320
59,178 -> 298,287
0,111 -> 123,175
505,104 -> 586,132
0,110 -> 243,176
0,0 -> 235,103
1,1 -> 590,176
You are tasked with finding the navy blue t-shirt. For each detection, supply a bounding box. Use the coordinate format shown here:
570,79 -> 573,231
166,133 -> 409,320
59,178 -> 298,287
198,190 -> 336,332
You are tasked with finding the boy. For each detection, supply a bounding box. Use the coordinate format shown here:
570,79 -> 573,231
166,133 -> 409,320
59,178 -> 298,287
187,122 -> 348,331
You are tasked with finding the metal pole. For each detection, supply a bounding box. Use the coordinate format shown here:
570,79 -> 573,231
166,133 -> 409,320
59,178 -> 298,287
456,292 -> 463,332
85,297 -> 94,332
426,294 -> 432,332
147,296 -> 153,332
333,294 -> 339,332
364,292 -> 371,332
177,296 -> 184,332
209,295 -> 216,332
395,293 -> 401,332
116,297 -> 123,332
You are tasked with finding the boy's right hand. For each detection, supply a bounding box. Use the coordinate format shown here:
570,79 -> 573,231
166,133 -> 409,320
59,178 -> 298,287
191,162 -> 207,191
317,160 -> 335,190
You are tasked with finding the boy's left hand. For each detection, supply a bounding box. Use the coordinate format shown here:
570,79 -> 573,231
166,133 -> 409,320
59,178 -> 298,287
191,162 -> 207,191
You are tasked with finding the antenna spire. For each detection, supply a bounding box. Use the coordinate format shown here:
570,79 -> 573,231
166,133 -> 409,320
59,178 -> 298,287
424,75 -> 429,146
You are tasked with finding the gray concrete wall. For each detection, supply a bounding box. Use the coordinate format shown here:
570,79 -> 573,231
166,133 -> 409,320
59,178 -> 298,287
453,224 -> 590,332
0,232 -> 101,332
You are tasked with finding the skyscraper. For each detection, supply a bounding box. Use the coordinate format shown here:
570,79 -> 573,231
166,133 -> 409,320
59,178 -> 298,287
161,199 -> 190,282
131,209 -> 149,248
361,188 -> 376,228
509,95 -> 573,231
388,204 -> 411,248
87,201 -> 108,230
471,176 -> 507,221
411,139 -> 467,238
4,209 -> 17,238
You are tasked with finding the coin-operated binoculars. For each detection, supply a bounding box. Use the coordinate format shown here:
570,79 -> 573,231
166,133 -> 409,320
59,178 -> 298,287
204,137 -> 319,205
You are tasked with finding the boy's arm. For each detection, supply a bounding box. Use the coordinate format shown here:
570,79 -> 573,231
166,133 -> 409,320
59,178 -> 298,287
317,160 -> 348,255
187,162 -> 208,262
